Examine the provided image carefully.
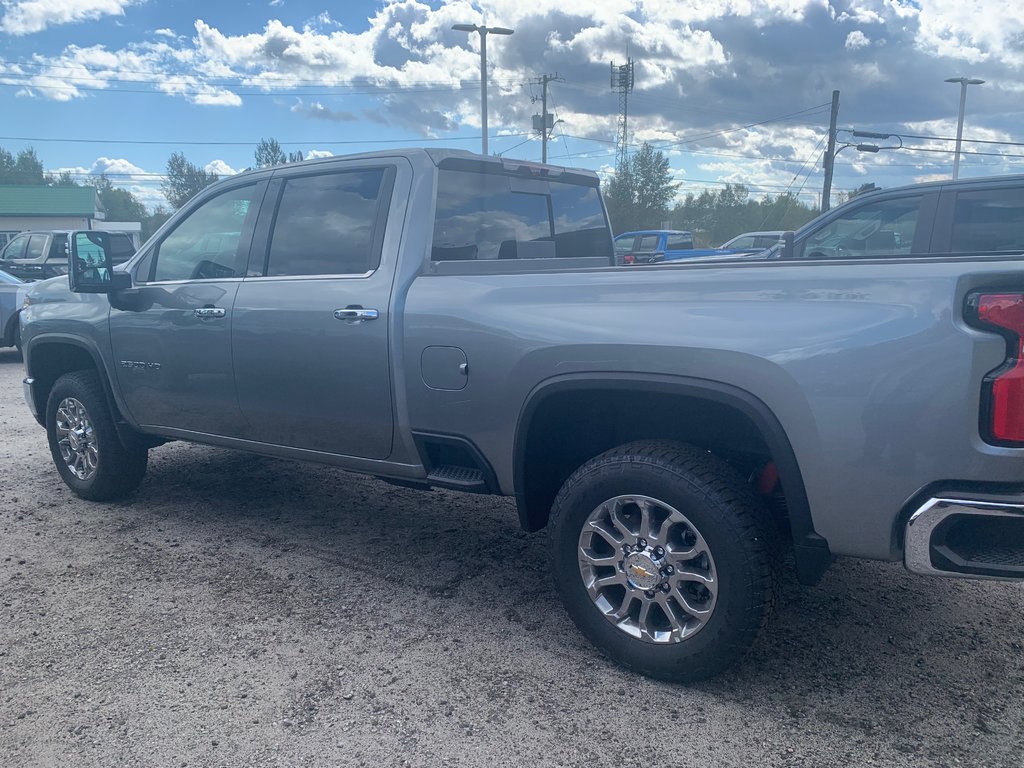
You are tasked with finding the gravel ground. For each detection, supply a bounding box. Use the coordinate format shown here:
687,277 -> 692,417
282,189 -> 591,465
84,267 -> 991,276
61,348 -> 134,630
1,347 -> 1022,767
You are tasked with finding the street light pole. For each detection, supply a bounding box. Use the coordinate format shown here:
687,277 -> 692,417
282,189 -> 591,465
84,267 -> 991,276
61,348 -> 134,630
944,76 -> 985,180
453,23 -> 514,155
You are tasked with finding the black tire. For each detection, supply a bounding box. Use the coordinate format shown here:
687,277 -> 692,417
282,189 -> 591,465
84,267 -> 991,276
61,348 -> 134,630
45,370 -> 148,501
548,440 -> 780,682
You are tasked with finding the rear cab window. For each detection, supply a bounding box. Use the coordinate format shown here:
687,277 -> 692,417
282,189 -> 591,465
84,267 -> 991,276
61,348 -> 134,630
431,159 -> 613,265
666,234 -> 693,250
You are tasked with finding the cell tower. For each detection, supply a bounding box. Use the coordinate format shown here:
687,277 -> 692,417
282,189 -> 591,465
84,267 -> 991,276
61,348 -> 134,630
610,59 -> 635,169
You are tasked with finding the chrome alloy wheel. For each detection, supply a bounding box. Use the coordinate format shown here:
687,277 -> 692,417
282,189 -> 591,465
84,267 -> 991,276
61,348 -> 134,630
578,495 -> 718,643
55,397 -> 99,481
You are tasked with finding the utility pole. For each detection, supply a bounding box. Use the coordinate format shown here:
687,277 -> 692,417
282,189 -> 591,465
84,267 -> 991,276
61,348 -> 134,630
945,76 -> 985,179
452,23 -> 515,155
821,89 -> 840,213
610,59 -> 635,170
532,73 -> 562,163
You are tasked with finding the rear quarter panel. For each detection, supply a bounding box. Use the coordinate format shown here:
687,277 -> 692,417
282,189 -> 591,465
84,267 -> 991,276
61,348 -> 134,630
402,256 -> 1024,560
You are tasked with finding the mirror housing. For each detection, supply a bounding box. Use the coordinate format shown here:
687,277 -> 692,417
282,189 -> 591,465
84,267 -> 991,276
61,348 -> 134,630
69,231 -> 130,293
779,231 -> 795,260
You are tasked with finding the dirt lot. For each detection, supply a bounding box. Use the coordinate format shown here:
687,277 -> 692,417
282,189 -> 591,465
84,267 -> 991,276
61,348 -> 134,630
0,347 -> 1022,767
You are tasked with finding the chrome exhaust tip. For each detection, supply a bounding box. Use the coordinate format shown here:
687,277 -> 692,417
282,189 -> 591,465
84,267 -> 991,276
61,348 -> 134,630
905,497 -> 1024,581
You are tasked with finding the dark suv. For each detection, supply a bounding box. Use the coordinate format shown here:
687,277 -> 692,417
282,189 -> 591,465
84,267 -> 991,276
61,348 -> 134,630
0,230 -> 135,281
789,175 -> 1024,260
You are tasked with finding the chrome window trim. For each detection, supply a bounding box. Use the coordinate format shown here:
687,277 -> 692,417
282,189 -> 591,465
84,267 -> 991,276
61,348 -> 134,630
243,271 -> 375,281
132,277 -> 247,287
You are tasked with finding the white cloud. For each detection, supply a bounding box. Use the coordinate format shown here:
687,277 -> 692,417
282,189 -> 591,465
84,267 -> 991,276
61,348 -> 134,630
0,0 -> 141,35
48,156 -> 166,210
204,159 -> 239,176
8,0 -> 1024,197
845,30 -> 871,50
305,149 -> 334,159
153,28 -> 176,38
916,0 -> 1024,67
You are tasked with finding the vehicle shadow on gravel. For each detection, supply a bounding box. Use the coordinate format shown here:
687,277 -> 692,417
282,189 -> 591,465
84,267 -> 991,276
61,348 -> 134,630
0,348 -> 23,364
94,443 -> 1023,764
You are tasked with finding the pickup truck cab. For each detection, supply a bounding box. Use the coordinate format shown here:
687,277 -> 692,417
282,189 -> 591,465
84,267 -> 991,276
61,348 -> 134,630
20,150 -> 1024,682
0,229 -> 135,281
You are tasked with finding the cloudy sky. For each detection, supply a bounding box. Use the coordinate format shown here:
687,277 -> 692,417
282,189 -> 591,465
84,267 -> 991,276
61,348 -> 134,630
0,0 -> 1021,210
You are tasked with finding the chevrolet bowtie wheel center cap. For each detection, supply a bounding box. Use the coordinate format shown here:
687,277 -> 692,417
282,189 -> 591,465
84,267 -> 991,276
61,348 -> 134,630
623,552 -> 661,591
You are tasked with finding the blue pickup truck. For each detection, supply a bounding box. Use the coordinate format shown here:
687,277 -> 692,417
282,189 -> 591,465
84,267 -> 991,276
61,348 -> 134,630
614,229 -> 750,264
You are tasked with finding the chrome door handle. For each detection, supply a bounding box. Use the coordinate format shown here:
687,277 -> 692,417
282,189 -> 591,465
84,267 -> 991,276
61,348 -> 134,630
334,307 -> 379,321
194,307 -> 226,318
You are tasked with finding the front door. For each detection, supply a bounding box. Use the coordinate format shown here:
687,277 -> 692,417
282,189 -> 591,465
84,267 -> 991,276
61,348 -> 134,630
231,163 -> 400,459
109,181 -> 265,437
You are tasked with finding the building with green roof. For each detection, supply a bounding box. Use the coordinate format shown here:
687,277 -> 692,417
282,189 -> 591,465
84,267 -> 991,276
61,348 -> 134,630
0,185 -> 104,246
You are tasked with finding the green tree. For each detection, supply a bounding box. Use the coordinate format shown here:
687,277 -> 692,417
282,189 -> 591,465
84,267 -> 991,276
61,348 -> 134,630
254,138 -> 287,168
672,185 -> 819,246
839,182 -> 878,203
93,174 -> 147,222
142,205 -> 173,241
161,152 -> 219,209
0,146 -> 48,185
52,170 -> 79,187
604,143 -> 679,233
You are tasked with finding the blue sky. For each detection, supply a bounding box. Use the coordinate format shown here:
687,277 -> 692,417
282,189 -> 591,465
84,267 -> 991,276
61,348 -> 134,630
0,0 -> 1021,210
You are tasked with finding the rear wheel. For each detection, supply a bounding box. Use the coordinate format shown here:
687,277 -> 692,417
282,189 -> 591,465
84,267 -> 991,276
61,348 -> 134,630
46,370 -> 148,501
549,440 -> 780,682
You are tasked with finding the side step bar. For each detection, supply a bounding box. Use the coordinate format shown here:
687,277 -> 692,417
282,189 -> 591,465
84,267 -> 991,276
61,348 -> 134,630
426,465 -> 488,493
905,497 -> 1024,581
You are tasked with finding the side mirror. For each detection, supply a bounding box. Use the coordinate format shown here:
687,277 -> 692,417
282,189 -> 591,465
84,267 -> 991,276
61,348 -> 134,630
69,231 -> 130,293
779,231 -> 795,260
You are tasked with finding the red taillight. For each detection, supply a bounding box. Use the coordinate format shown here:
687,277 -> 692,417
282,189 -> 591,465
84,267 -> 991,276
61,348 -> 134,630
624,254 -> 635,264
973,293 -> 1024,444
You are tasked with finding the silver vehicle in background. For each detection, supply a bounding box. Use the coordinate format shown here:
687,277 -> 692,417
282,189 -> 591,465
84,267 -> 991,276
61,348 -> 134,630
0,268 -> 27,354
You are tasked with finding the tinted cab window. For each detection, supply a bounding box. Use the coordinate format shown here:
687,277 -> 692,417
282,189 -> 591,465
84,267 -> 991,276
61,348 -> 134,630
950,187 -> 1024,253
666,234 -> 693,250
1,234 -> 29,260
800,196 -> 923,259
149,185 -> 258,282
264,169 -> 387,276
432,168 -> 611,262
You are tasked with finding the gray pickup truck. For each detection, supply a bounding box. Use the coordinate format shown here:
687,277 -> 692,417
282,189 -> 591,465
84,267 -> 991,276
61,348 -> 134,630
19,149 -> 1024,682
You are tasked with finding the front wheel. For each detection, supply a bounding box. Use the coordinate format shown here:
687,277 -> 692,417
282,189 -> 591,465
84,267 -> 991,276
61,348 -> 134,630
548,440 -> 780,682
46,370 -> 148,501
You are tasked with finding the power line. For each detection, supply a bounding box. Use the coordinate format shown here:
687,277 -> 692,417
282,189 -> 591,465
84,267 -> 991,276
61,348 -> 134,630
0,59 -> 510,89
0,133 -> 530,146
881,132 -> 1024,148
0,79 -> 525,98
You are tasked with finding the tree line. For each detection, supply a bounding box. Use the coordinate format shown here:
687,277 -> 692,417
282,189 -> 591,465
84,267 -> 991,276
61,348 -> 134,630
4,138 -> 873,248
603,142 -> 877,246
0,139 -> 305,240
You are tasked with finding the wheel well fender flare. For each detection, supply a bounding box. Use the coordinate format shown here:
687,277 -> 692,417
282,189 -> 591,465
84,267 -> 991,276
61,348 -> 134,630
512,372 -> 832,585
27,334 -> 130,433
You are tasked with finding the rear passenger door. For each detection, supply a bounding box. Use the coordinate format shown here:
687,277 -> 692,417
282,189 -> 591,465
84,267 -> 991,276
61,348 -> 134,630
231,161 -> 400,458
